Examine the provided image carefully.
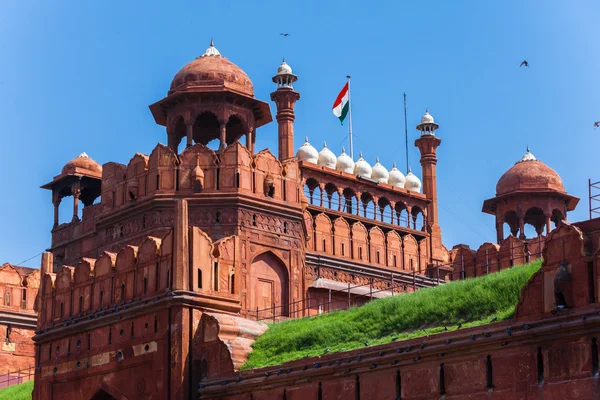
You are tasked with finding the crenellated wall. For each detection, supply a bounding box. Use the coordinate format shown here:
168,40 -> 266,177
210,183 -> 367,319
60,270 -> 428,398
0,263 -> 39,374
447,234 -> 545,281
50,142 -> 303,270
195,220 -> 600,400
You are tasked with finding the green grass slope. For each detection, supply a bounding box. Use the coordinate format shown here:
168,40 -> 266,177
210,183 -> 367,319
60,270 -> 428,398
0,381 -> 33,400
243,260 -> 542,370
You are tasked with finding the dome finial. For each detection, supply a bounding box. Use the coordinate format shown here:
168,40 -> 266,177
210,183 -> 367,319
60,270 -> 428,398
201,38 -> 221,57
341,146 -> 346,153
305,136 -> 309,143
393,161 -> 397,168
526,144 -> 530,153
376,156 -> 380,163
323,141 -> 327,148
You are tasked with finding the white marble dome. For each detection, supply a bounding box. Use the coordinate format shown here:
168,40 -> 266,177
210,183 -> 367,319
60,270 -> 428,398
296,137 -> 318,164
317,142 -> 337,169
371,157 -> 389,183
336,147 -> 354,174
388,162 -> 406,188
405,167 -> 422,192
421,109 -> 434,124
353,152 -> 372,178
277,59 -> 292,75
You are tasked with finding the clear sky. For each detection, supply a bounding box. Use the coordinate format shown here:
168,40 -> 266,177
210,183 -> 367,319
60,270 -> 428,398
1,1 -> 599,268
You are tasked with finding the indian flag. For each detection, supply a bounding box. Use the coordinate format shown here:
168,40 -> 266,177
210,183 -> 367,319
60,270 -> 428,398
332,82 -> 350,124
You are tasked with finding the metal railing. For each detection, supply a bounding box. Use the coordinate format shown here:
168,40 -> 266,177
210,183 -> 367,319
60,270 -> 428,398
243,240 -> 542,323
589,179 -> 600,219
0,365 -> 34,389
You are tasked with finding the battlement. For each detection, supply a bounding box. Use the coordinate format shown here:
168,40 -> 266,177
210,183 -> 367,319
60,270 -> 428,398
40,226 -> 242,331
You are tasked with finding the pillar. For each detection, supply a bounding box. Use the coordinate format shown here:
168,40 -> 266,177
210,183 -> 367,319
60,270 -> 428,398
415,135 -> 444,263
519,214 -> 526,239
495,215 -> 504,244
52,195 -> 61,227
72,184 -> 81,223
270,88 -> 300,161
186,123 -> 193,148
218,120 -> 227,151
546,215 -> 552,235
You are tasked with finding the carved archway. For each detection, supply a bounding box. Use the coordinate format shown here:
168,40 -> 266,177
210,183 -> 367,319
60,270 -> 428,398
249,252 -> 289,318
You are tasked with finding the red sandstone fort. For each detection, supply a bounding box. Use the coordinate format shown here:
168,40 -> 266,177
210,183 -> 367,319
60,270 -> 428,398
0,41 -> 598,398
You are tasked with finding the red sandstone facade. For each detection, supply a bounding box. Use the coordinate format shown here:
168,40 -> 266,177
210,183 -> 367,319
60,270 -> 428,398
0,263 -> 39,375
31,41 -> 585,399
197,220 -> 600,399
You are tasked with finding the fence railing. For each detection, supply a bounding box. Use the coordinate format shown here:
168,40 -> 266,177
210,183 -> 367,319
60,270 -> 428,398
243,239 -> 542,323
0,365 -> 34,389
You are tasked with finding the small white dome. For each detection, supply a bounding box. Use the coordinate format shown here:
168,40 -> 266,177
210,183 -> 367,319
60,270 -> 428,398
518,146 -> 537,163
353,152 -> 372,178
277,59 -> 293,75
371,157 -> 389,183
296,137 -> 318,164
201,38 -> 221,57
405,167 -> 422,192
420,109 -> 434,124
317,142 -> 337,169
336,147 -> 354,174
388,162 -> 406,188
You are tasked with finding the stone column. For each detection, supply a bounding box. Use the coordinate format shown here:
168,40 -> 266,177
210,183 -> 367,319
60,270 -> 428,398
186,123 -> 193,148
518,214 -> 526,239
219,121 -> 227,151
319,184 -> 324,207
546,215 -> 552,235
495,215 -> 504,244
270,88 -> 300,161
338,189 -> 344,212
72,183 -> 81,223
52,194 -> 61,227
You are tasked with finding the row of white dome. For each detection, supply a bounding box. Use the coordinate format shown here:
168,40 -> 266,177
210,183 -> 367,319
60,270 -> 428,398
297,138 -> 422,192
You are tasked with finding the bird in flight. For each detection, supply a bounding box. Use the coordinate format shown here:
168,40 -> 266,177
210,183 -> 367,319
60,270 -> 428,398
520,60 -> 529,68
280,33 -> 290,37
594,121 -> 600,129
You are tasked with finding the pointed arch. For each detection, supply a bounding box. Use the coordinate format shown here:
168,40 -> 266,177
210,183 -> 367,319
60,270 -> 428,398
249,251 -> 290,318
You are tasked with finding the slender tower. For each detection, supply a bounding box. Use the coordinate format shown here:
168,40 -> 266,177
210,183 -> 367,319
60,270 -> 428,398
271,59 -> 300,161
414,109 -> 444,264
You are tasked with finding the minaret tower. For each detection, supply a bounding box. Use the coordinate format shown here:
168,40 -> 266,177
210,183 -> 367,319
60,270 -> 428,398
414,109 -> 444,264
270,59 -> 300,161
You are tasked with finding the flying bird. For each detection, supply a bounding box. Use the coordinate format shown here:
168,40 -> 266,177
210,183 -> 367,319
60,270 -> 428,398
520,60 -> 529,68
594,121 -> 600,129
280,33 -> 290,37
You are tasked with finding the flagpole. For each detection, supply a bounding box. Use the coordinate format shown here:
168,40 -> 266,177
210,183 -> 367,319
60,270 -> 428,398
346,75 -> 354,160
404,92 -> 409,172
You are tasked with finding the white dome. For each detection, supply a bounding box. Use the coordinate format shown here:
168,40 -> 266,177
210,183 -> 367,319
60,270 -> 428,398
388,162 -> 406,188
353,152 -> 372,178
296,137 -> 318,164
371,157 -> 389,183
317,142 -> 337,169
277,59 -> 293,75
420,109 -> 434,124
405,167 -> 422,192
336,147 -> 354,174
518,146 -> 537,163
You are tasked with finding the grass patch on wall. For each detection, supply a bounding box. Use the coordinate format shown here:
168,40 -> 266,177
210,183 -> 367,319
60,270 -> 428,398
0,381 -> 33,400
243,260 -> 542,370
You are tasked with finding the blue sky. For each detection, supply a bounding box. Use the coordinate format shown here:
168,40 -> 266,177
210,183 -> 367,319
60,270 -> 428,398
1,1 -> 599,268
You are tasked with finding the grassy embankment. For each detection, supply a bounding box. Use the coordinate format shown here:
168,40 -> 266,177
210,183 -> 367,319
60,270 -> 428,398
243,260 -> 542,370
0,380 -> 33,400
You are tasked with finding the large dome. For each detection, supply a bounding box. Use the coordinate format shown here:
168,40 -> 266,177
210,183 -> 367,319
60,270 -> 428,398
169,41 -> 254,97
62,152 -> 102,177
496,149 -> 565,196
